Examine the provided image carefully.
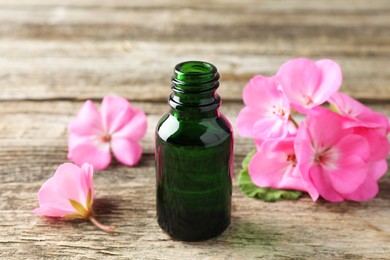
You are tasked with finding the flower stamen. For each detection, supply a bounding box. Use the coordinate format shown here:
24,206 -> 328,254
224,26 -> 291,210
303,95 -> 314,106
100,134 -> 111,143
286,153 -> 297,167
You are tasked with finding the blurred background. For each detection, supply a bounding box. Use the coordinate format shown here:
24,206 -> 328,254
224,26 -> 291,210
1,0 -> 389,103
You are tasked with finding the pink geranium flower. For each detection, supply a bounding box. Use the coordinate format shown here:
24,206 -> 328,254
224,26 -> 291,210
329,92 -> 389,200
248,138 -> 309,192
276,58 -> 342,112
329,92 -> 389,130
330,92 -> 390,161
295,108 -> 372,202
237,76 -> 291,140
33,163 -> 115,232
68,96 -> 147,170
237,57 -> 388,203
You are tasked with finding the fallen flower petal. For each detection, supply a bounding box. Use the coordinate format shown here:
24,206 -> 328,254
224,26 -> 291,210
33,163 -> 116,232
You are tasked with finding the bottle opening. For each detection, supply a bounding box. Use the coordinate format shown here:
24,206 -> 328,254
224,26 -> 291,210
173,61 -> 219,86
178,61 -> 214,74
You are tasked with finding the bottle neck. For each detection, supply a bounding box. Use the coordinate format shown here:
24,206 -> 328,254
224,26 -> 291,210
169,61 -> 221,118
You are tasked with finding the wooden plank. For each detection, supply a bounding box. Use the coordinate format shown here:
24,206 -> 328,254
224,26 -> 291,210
0,0 -> 389,13
0,51 -> 389,101
0,40 -> 389,58
0,12 -> 388,44
0,7 -> 389,27
0,162 -> 389,259
0,100 -> 389,183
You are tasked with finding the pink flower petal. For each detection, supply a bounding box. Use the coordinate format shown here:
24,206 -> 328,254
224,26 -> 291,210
68,100 -> 103,136
343,178 -> 378,202
344,160 -> 386,201
33,163 -> 95,217
313,59 -> 342,105
68,140 -> 111,170
237,107 -> 262,137
48,163 -> 89,204
276,58 -> 321,109
294,123 -> 313,172
249,151 -> 289,188
335,134 -> 370,162
111,138 -> 142,166
368,160 -> 388,181
249,139 -> 307,191
277,170 -> 307,191
353,127 -> 390,161
80,163 -> 94,202
101,96 -> 134,134
330,92 -> 389,129
237,75 -> 290,139
68,133 -> 93,151
254,138 -> 264,151
328,155 -> 368,194
112,108 -> 147,141
277,58 -> 341,110
37,163 -> 82,204
302,180 -> 320,202
304,108 -> 345,148
309,165 -> 344,202
252,117 -> 286,139
32,206 -> 76,217
35,182 -> 75,214
243,76 -> 279,109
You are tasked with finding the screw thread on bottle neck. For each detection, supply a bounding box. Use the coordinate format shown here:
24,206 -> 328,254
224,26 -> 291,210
169,61 -> 221,113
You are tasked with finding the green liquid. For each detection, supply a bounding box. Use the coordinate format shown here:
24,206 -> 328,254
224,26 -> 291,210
156,113 -> 233,241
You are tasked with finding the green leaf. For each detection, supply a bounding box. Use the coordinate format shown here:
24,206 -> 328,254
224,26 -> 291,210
69,199 -> 90,219
238,150 -> 302,202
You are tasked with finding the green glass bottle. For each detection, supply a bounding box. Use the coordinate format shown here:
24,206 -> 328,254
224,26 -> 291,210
155,61 -> 233,241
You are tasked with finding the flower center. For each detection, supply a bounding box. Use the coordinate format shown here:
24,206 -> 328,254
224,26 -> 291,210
286,153 -> 297,167
303,95 -> 314,106
100,133 -> 111,143
315,147 -> 338,170
271,105 -> 286,117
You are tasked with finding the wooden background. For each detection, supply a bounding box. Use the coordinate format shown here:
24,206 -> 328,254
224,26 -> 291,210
1,0 -> 389,259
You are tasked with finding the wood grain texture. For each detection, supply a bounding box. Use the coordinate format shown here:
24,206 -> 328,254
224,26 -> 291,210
0,0 -> 390,259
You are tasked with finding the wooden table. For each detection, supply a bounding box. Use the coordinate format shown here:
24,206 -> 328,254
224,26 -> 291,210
1,0 -> 389,259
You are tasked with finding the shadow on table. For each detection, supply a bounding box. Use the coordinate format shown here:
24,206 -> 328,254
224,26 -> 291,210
179,216 -> 282,249
377,178 -> 390,200
221,217 -> 281,246
93,197 -> 119,215
38,197 -> 120,231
